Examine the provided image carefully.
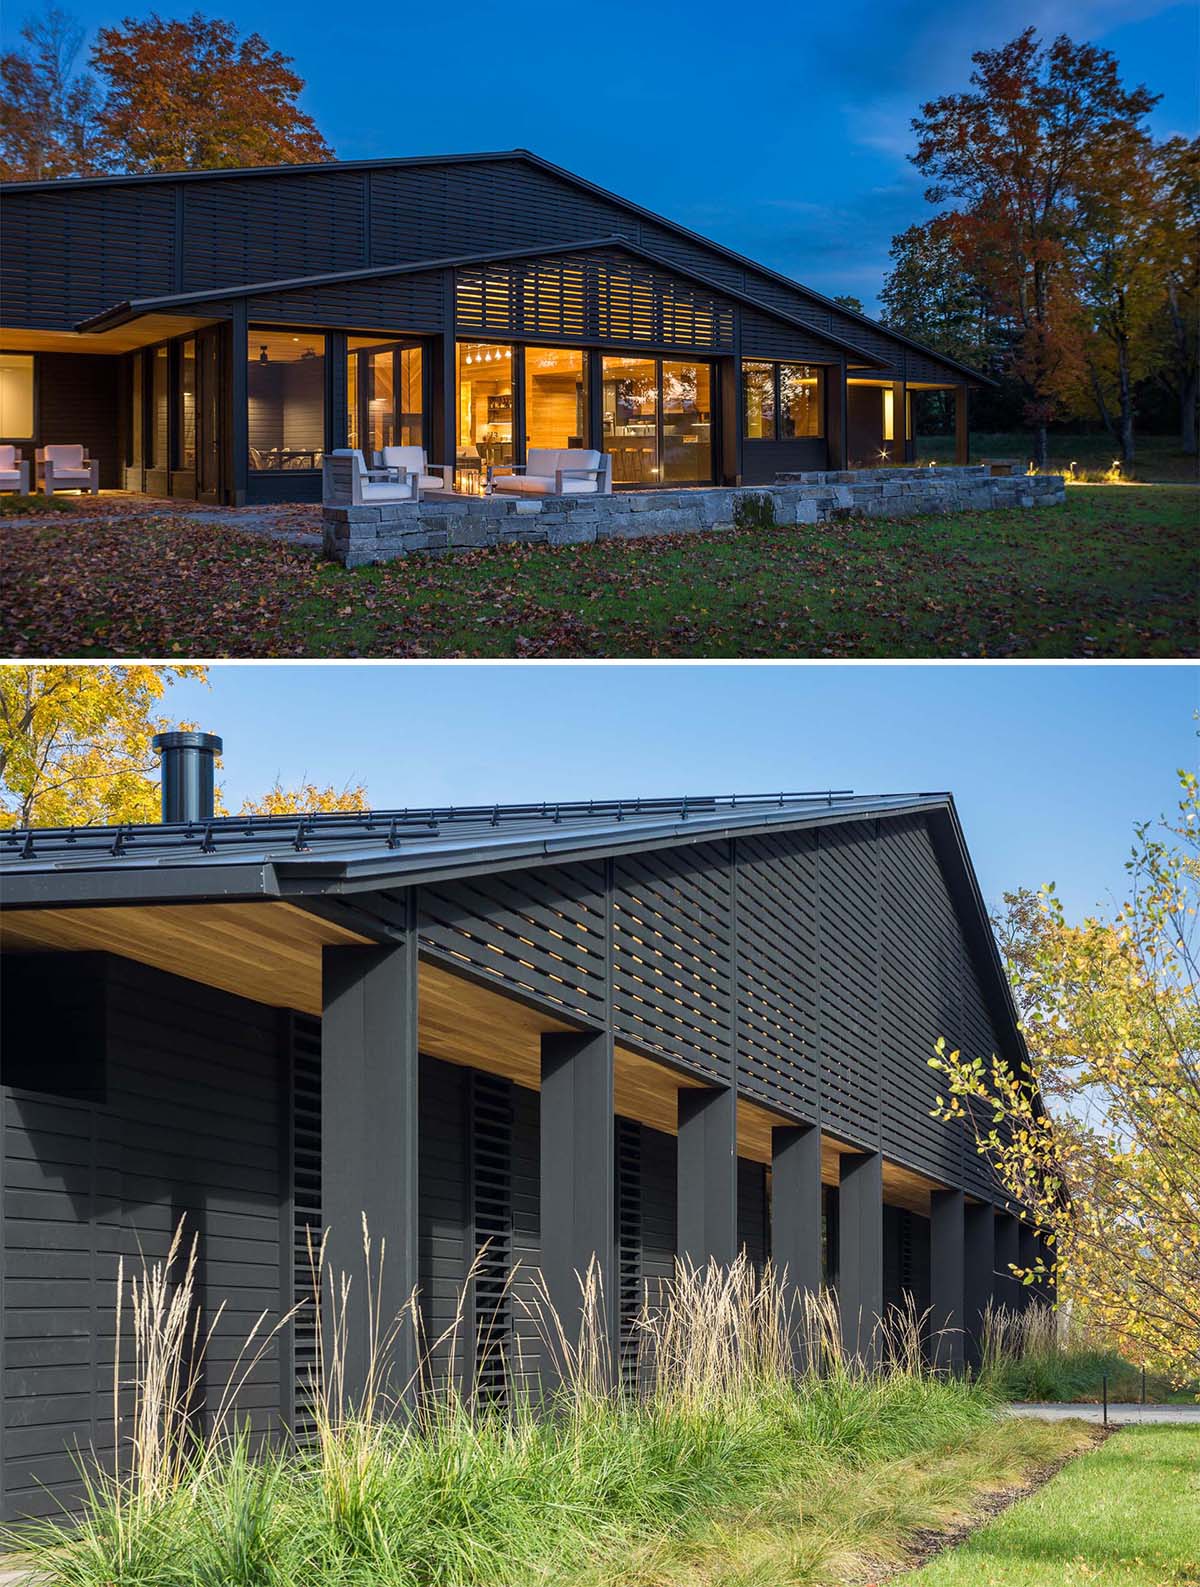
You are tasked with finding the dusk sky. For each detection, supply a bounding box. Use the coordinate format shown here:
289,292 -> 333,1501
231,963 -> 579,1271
6,0 -> 1197,311
161,662 -> 1194,929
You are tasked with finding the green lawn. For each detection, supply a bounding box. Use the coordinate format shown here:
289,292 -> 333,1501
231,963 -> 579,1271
908,1425 -> 1200,1587
2,483 -> 1195,658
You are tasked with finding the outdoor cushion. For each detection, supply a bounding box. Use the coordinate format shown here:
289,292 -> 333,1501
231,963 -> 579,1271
0,473 -> 22,487
379,446 -> 447,490
0,446 -> 16,469
492,473 -> 598,496
556,448 -> 602,474
360,479 -> 417,500
42,444 -> 86,469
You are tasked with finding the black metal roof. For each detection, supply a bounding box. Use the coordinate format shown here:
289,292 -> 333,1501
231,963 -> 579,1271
0,790 -> 949,898
1,148 -> 994,386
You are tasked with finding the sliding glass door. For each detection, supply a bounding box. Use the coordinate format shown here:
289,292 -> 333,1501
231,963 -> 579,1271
602,355 -> 713,485
347,338 -> 425,457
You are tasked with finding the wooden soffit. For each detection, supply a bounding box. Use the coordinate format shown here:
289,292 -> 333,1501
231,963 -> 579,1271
1,314 -> 222,355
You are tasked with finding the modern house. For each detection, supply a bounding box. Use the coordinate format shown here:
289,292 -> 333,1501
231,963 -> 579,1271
0,151 -> 987,505
0,736 -> 1043,1524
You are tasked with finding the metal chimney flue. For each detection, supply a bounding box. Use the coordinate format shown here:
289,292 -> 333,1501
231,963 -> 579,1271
152,731 -> 222,823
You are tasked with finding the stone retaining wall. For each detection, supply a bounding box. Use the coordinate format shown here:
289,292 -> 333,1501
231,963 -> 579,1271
322,465 -> 1066,568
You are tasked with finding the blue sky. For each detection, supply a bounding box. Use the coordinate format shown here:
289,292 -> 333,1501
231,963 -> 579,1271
7,0 -> 1197,310
163,662 -> 1195,925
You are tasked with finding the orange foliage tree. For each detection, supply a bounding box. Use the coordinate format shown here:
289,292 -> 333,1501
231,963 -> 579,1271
910,28 -> 1159,465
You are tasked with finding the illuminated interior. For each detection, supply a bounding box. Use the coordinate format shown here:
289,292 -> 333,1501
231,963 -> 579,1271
179,338 -> 196,470
457,342 -> 513,474
247,330 -> 325,472
883,386 -> 895,442
603,355 -> 659,483
525,345 -> 587,451
151,345 -> 169,468
0,353 -> 33,439
662,362 -> 711,483
347,337 -> 423,457
743,361 -> 824,440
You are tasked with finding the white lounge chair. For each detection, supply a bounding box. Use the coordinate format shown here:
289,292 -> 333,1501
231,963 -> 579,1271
37,444 -> 99,494
487,448 -> 613,497
377,446 -> 455,493
0,445 -> 30,494
322,448 -> 420,505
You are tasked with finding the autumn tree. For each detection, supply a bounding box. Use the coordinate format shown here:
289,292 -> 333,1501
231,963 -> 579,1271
0,667 -> 369,826
0,665 -> 205,828
930,767 -> 1200,1383
0,7 -> 104,180
0,8 -> 332,179
1149,136 -> 1200,456
92,12 -> 332,173
910,28 -> 1159,466
832,294 -> 865,315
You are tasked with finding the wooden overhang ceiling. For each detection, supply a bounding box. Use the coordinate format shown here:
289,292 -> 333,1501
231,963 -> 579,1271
0,315 -> 223,354
1,897 -> 946,1213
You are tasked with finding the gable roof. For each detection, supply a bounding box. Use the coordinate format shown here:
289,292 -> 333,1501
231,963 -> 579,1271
0,789 -> 1025,1068
76,234 -> 887,367
2,149 -> 993,386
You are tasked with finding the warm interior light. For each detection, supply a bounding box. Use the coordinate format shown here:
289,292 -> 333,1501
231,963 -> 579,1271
258,345 -> 269,364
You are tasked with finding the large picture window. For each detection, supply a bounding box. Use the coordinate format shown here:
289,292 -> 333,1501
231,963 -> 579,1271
347,338 -> 423,457
179,339 -> 196,469
457,342 -> 513,470
602,355 -> 713,486
525,346 -> 587,451
0,353 -> 34,438
742,361 -> 824,441
247,330 -> 326,471
150,345 -> 169,467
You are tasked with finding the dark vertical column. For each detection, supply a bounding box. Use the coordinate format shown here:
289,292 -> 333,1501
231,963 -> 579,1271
540,1029 -> 615,1378
321,935 -> 418,1412
1018,1222 -> 1040,1311
771,1124 -> 822,1365
327,330 -> 348,452
827,360 -> 848,468
837,1151 -> 883,1363
904,388 -> 916,462
963,1201 -> 994,1371
586,349 -> 604,456
930,1189 -> 965,1372
229,300 -> 248,506
677,1085 -> 737,1266
994,1209 -> 1021,1313
954,383 -> 970,464
718,353 -> 740,484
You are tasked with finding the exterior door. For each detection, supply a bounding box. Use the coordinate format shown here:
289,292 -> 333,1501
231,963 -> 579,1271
196,327 -> 225,502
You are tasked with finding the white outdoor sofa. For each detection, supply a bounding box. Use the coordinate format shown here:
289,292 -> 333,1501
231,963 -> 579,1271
0,445 -> 30,494
322,448 -> 421,505
37,444 -> 99,494
487,448 -> 613,497
377,446 -> 454,494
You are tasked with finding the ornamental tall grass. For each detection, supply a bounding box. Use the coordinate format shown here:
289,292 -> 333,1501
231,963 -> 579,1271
5,1220 -> 1001,1587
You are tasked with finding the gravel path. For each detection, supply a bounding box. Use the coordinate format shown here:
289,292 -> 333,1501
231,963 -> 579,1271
1008,1401 -> 1200,1423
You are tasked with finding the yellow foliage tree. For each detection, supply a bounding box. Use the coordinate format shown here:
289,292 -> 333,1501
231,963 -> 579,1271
931,766 -> 1200,1383
0,664 -> 206,828
1,666 -> 370,826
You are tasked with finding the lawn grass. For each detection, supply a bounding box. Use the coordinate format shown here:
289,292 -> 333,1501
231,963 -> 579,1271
907,1424 -> 1200,1587
2,482 -> 1195,658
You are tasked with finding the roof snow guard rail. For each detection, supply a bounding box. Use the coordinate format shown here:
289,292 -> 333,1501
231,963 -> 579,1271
2,792 -> 863,862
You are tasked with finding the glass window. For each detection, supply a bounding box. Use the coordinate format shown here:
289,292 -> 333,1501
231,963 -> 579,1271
742,362 -> 775,439
247,330 -> 325,471
397,346 -> 422,447
346,351 -> 358,451
128,354 -> 143,465
602,355 -> 659,484
780,364 -> 823,439
368,348 -> 395,454
457,342 -> 513,475
179,339 -> 196,469
882,385 -> 895,442
525,346 -> 587,452
662,361 -> 712,483
150,345 -> 169,466
0,354 -> 34,438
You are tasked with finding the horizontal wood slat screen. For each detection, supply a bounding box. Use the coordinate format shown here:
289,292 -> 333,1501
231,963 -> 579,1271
816,822 -> 882,1147
611,843 -> 733,1081
455,253 -> 736,351
418,863 -> 607,1022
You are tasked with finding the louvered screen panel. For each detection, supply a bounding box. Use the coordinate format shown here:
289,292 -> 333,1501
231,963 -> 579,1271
734,829 -> 820,1119
471,1072 -> 514,1404
288,1012 -> 322,1439
877,816 -> 963,1184
418,862 -> 607,1022
615,1117 -> 643,1391
816,823 -> 881,1145
611,843 -> 733,1080
455,253 -> 735,351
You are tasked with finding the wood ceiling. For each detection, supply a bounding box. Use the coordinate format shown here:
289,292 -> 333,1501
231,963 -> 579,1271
2,899 -> 947,1210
